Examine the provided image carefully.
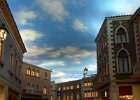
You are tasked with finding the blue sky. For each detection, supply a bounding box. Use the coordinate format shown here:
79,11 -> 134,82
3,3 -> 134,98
7,0 -> 140,83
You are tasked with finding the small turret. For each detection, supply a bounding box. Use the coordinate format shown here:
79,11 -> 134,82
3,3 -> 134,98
83,67 -> 88,78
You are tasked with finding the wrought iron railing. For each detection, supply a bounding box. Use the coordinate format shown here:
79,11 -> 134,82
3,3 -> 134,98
22,89 -> 42,95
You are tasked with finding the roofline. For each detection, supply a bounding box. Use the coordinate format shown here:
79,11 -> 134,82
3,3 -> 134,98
56,79 -> 81,84
95,15 -> 132,42
0,0 -> 27,53
130,7 -> 140,22
23,62 -> 52,72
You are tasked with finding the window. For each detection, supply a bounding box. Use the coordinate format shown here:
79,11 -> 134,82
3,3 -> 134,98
32,84 -> 35,90
31,69 -> 35,76
26,83 -> 30,90
45,72 -> 48,79
77,94 -> 80,99
84,91 -> 87,97
63,86 -> 66,90
26,68 -> 31,75
77,84 -> 79,88
70,93 -> 73,100
70,85 -> 73,89
87,81 -> 91,86
84,82 -> 87,87
116,28 -> 127,43
43,87 -> 47,94
35,70 -> 39,77
67,86 -> 69,90
67,95 -> 69,100
34,84 -> 38,91
118,50 -> 131,73
58,87 -> 61,91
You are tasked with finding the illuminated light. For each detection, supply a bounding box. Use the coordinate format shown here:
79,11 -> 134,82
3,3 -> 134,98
105,91 -> 107,97
0,28 -> 7,41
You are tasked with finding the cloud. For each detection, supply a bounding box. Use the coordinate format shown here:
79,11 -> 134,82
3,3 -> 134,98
16,9 -> 37,25
25,45 -> 53,57
86,64 -> 97,72
48,51 -> 61,58
20,29 -> 43,42
72,19 -> 88,32
39,60 -> 65,67
97,0 -> 140,15
52,70 -> 66,78
35,0 -> 68,22
52,70 -> 79,83
56,77 -> 78,83
124,0 -> 140,14
59,46 -> 96,60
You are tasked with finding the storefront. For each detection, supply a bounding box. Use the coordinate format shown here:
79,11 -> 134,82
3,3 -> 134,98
119,86 -> 133,100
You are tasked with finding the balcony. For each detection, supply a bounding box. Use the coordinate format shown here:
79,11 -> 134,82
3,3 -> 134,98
94,75 -> 110,89
133,63 -> 140,79
22,89 -> 42,96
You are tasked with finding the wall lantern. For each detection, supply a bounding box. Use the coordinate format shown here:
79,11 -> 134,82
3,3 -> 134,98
0,24 -> 7,66
0,24 -> 7,41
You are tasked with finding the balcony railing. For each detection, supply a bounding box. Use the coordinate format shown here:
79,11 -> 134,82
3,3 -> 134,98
22,89 -> 42,96
94,75 -> 110,89
133,63 -> 140,78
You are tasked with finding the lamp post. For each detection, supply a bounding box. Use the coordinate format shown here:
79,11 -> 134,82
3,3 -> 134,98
0,25 -> 7,66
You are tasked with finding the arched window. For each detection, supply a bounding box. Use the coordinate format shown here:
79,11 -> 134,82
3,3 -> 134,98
43,87 -> 47,94
35,70 -> 39,77
31,69 -> 35,76
26,68 -> 31,75
118,50 -> 131,73
45,72 -> 48,79
26,83 -> 30,90
116,28 -> 127,43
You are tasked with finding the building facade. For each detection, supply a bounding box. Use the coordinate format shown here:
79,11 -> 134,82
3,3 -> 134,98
55,69 -> 98,100
0,0 -> 26,100
56,79 -> 82,100
95,14 -> 140,100
130,7 -> 140,100
81,76 -> 98,100
21,62 -> 51,100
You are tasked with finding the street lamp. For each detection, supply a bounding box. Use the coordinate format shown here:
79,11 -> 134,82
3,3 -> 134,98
0,24 -> 7,66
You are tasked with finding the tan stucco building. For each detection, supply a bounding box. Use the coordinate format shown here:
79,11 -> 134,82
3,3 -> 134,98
0,0 -> 26,100
21,62 -> 52,100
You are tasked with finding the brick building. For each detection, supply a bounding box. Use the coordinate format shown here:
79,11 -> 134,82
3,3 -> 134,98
0,0 -> 26,100
55,68 -> 98,100
95,10 -> 140,99
21,62 -> 52,100
130,7 -> 140,99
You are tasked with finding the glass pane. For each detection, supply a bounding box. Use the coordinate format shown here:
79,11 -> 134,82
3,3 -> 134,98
118,58 -> 123,72
117,35 -> 121,43
124,58 -> 129,72
122,34 -> 126,42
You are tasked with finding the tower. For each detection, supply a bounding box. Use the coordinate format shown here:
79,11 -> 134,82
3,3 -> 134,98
83,67 -> 88,78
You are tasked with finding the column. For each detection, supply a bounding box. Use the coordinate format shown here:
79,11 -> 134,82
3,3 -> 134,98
109,82 -> 119,100
3,85 -> 8,100
133,84 -> 140,100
